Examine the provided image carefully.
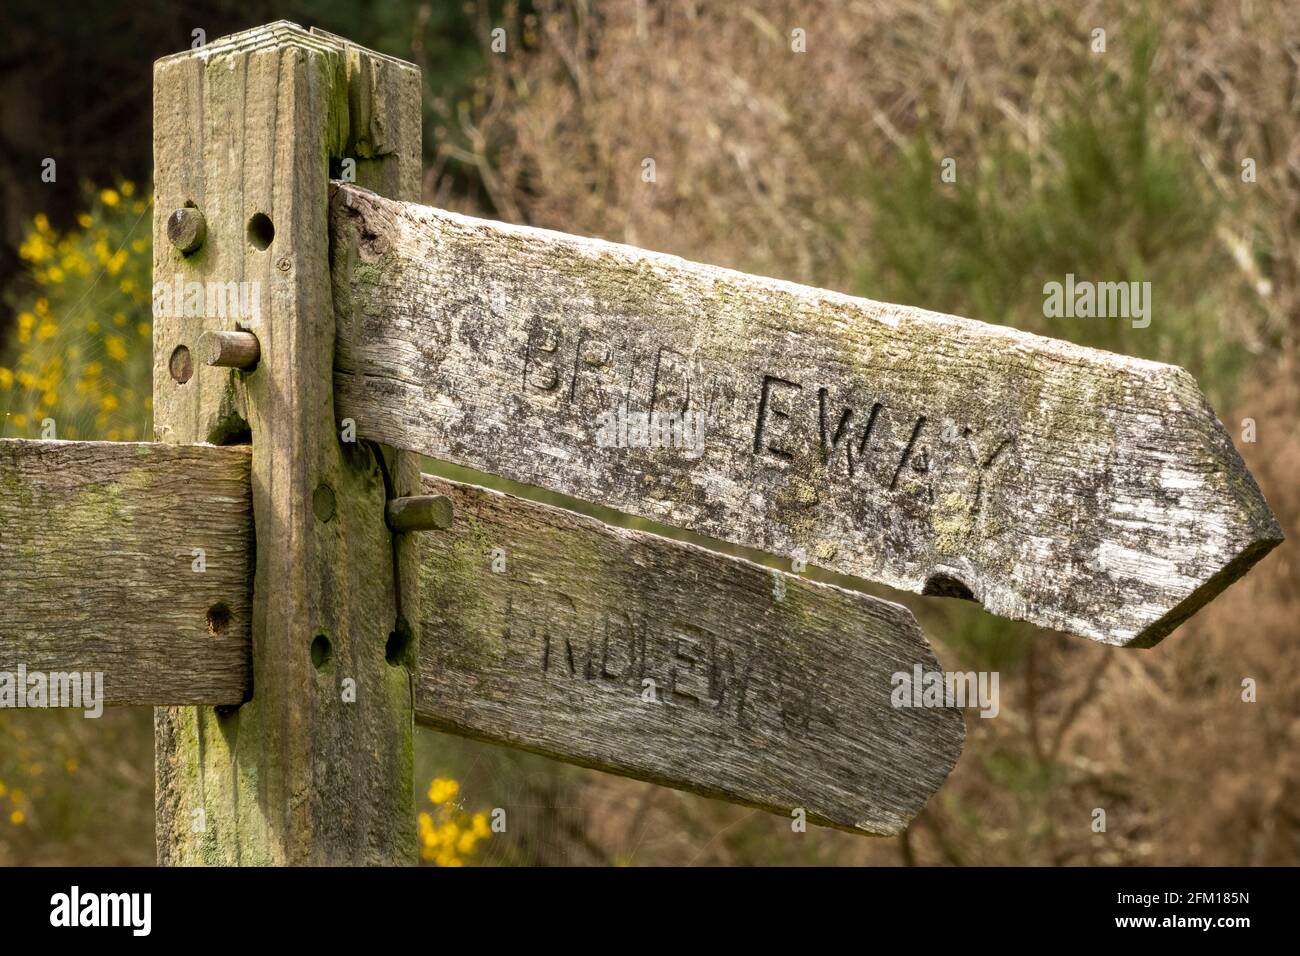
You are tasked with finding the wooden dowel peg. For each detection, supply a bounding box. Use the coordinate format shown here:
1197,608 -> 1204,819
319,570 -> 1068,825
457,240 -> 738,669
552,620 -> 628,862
385,495 -> 453,533
198,330 -> 260,370
167,206 -> 206,254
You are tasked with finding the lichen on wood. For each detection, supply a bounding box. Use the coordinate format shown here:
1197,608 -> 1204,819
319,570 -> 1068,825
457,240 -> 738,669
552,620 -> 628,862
330,185 -> 1283,647
414,473 -> 965,836
151,21 -> 423,866
0,439 -> 252,706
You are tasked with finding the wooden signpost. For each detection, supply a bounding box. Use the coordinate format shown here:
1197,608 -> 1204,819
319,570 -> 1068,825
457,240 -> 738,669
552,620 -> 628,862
0,22 -> 1282,864
328,187 -> 1282,648
415,474 -> 964,836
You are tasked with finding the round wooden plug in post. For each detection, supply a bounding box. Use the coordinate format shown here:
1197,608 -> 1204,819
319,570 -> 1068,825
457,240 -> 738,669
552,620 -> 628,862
385,495 -> 453,533
198,330 -> 261,371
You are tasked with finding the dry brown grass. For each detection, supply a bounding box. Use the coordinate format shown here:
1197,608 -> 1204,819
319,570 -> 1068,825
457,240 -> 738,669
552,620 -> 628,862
438,0 -> 1298,344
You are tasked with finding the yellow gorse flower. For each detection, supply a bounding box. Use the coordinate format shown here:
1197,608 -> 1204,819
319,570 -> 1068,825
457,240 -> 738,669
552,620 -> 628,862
18,233 -> 53,263
418,777 -> 492,866
428,777 -> 460,804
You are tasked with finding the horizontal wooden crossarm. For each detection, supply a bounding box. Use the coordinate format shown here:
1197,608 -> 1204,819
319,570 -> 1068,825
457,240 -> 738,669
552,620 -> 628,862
328,185 -> 1283,647
0,439 -> 251,707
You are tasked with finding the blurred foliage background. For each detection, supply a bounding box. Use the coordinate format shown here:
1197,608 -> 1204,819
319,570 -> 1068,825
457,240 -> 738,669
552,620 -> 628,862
1,0 -> 1298,865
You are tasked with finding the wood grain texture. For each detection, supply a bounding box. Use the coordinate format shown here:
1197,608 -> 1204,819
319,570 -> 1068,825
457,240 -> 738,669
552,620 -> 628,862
415,473 -> 965,835
0,439 -> 251,706
330,187 -> 1283,647
151,22 -> 421,866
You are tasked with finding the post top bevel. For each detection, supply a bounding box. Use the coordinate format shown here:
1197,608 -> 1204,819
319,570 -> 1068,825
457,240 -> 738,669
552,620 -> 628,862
154,20 -> 419,74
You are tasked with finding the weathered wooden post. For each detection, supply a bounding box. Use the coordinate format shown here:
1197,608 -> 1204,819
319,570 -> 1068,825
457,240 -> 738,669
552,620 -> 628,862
150,23 -> 423,864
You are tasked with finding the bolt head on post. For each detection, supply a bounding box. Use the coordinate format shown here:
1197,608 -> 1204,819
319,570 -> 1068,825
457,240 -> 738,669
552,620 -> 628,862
167,207 -> 207,255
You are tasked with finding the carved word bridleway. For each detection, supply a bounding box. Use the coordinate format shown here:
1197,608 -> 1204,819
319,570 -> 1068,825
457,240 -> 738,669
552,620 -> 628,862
330,185 -> 1281,648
